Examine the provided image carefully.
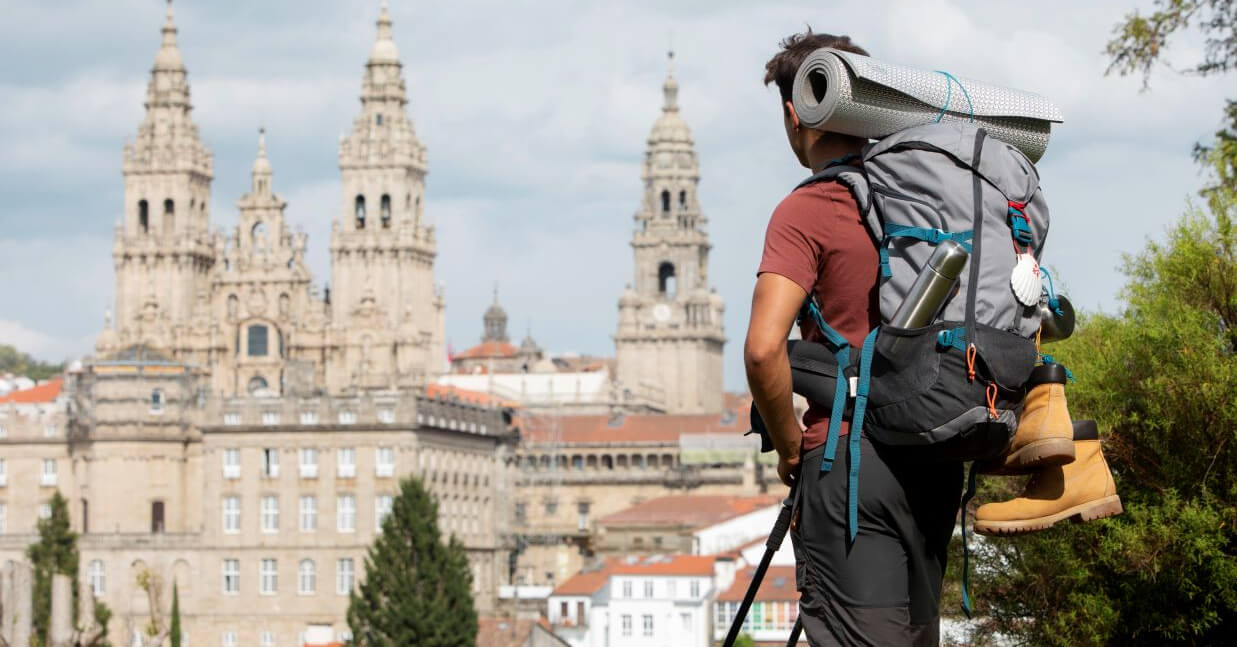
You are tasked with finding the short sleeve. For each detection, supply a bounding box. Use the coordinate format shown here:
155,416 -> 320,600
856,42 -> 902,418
757,189 -> 828,295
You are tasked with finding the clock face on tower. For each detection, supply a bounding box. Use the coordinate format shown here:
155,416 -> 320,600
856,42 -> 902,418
652,303 -> 671,322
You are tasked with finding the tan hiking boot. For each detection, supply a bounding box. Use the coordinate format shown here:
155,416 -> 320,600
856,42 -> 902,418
978,362 -> 1075,475
973,420 -> 1123,536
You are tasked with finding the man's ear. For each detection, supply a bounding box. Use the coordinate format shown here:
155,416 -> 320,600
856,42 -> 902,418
785,101 -> 801,130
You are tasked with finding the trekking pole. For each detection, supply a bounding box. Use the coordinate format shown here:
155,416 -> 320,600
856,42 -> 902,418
722,480 -> 798,647
786,616 -> 803,645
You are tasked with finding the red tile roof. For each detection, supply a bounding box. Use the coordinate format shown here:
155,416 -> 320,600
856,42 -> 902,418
476,616 -> 566,647
598,495 -> 781,529
424,383 -> 500,406
519,412 -> 745,445
454,341 -> 519,360
0,377 -> 63,404
552,555 -> 719,596
716,565 -> 800,603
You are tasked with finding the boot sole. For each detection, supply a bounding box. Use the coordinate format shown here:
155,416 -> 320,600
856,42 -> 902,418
977,437 -> 1076,476
972,495 -> 1123,536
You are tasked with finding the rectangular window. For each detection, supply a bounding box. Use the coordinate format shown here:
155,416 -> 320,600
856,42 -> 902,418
298,559 -> 316,595
222,631 -> 237,647
41,459 -> 57,486
261,411 -> 280,426
262,448 -> 279,478
0,424 -> 6,438
0,458 -> 7,487
151,500 -> 165,533
259,631 -> 274,647
0,503 -> 6,534
690,579 -> 700,598
375,495 -> 393,530
150,389 -> 164,413
643,580 -> 654,598
222,448 -> 240,479
260,496 -> 279,533
377,408 -> 395,423
222,496 -> 240,534
680,612 -> 690,632
577,501 -> 589,531
299,496 -> 317,532
223,412 -> 241,426
88,559 -> 106,596
259,558 -> 277,594
299,448 -> 318,478
375,447 -> 395,477
337,447 -> 356,478
222,559 -> 240,594
514,502 -> 526,525
337,495 -> 356,532
337,558 -> 355,594
622,580 -> 632,598
43,424 -> 57,437
300,410 -> 318,425
248,324 -> 269,356
642,614 -> 653,636
621,615 -> 632,637
667,580 -> 676,598
338,410 -> 356,425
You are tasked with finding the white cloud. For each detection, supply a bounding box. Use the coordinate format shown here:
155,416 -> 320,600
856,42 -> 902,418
0,0 -> 1230,389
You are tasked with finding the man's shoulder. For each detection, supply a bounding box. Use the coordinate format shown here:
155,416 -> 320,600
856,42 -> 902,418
774,178 -> 860,221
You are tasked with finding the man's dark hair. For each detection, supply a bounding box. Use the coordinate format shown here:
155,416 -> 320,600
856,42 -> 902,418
764,29 -> 868,109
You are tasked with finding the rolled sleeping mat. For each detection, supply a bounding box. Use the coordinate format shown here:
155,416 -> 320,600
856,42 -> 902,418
791,48 -> 1064,162
748,340 -> 849,451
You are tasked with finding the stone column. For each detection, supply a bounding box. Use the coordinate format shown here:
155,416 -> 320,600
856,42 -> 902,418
50,574 -> 74,647
3,561 -> 33,647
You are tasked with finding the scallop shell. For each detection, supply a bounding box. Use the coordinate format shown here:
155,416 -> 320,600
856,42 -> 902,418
1010,253 -> 1042,307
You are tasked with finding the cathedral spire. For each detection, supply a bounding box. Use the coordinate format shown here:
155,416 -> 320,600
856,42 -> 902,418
154,0 -> 184,71
662,50 -> 678,113
251,127 -> 273,194
369,1 -> 400,65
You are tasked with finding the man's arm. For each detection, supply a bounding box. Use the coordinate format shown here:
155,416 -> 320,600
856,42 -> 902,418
745,272 -> 808,486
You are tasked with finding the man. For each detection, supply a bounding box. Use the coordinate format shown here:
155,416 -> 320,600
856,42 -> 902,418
744,31 -> 962,646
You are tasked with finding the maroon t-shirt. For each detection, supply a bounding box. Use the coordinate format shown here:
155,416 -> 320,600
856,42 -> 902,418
757,180 -> 880,451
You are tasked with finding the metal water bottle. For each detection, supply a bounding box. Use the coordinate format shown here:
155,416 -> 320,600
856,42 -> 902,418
879,239 -> 970,358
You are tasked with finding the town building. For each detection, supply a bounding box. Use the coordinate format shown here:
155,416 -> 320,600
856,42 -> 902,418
594,494 -> 781,556
713,565 -> 804,645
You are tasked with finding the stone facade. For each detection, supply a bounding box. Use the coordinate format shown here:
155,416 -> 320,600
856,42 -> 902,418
0,5 -> 510,647
615,53 -> 726,416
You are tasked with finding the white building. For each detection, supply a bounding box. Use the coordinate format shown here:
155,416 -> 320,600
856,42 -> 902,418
547,554 -> 737,647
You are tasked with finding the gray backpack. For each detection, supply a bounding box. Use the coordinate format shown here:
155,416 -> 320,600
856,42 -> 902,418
771,121 -> 1047,544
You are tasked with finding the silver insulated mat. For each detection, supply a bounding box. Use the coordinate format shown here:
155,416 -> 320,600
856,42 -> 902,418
792,48 -> 1064,162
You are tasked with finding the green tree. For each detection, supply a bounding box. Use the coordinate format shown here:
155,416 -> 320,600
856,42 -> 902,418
347,477 -> 477,646
733,633 -> 757,647
170,580 -> 182,647
27,491 -> 80,647
0,343 -> 65,381
967,155 -> 1237,645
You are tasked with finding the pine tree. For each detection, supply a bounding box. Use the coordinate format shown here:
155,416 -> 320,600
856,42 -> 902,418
347,477 -> 478,646
27,491 -> 79,647
170,581 -> 182,647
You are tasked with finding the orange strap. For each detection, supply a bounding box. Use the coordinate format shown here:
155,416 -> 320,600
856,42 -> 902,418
985,383 -> 999,420
966,344 -> 978,382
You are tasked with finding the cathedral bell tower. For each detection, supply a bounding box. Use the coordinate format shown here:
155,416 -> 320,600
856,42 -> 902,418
104,0 -> 215,354
328,3 -> 445,392
615,53 -> 725,414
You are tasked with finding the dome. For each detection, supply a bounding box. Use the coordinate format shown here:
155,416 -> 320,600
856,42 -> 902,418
369,39 -> 400,64
251,129 -> 272,175
153,2 -> 184,70
619,286 -> 639,306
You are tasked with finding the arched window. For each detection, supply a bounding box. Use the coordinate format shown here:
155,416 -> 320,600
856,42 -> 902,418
248,324 -> 269,356
602,455 -> 614,470
658,262 -> 677,297
248,375 -> 269,395
227,294 -> 239,321
660,190 -> 671,213
138,200 -> 149,234
354,195 -> 366,229
278,293 -> 290,318
251,221 -> 268,251
380,194 -> 391,228
679,190 -> 687,208
163,199 -> 174,235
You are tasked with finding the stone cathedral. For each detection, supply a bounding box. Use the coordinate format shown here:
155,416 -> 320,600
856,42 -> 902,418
615,55 -> 726,415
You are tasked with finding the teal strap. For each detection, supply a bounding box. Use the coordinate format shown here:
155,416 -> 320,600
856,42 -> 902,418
820,346 -> 850,474
805,298 -> 852,475
1039,355 -> 1076,382
1041,268 -> 1063,315
936,327 -> 967,353
884,223 -> 973,252
960,462 -> 979,618
845,328 -> 880,541
878,246 -> 892,279
1008,207 -> 1033,245
934,71 -> 975,123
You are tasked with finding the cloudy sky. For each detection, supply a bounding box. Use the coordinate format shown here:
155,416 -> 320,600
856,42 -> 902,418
0,0 -> 1229,389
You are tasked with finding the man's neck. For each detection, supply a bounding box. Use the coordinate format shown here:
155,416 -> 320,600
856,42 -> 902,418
806,135 -> 866,172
